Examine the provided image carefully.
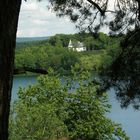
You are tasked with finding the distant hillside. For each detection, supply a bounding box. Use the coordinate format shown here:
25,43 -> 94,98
16,33 -> 122,50
16,37 -> 49,43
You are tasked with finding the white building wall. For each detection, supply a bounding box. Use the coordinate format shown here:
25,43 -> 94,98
76,47 -> 86,52
68,40 -> 86,52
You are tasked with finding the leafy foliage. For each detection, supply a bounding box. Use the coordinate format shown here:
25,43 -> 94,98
15,45 -> 80,75
9,70 -> 129,140
100,29 -> 140,109
48,0 -> 140,34
47,0 -> 140,108
15,33 -> 121,75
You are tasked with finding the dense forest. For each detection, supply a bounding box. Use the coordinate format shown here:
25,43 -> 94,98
15,32 -> 121,75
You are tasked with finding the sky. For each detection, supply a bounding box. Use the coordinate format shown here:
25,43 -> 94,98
17,0 -> 115,37
17,0 -> 77,37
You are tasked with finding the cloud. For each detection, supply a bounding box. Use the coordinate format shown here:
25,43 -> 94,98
17,1 -> 76,37
17,0 -> 116,37
21,1 -> 38,11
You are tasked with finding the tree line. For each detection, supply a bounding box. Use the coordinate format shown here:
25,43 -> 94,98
15,33 -> 121,75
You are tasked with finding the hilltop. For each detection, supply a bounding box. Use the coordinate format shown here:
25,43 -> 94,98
16,36 -> 49,43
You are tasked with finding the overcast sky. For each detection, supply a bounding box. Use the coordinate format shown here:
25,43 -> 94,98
17,0 -> 115,37
17,0 -> 77,37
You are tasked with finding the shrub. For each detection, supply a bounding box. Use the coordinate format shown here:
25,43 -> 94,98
9,70 -> 129,140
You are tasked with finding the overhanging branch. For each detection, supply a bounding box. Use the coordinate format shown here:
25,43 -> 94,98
14,67 -> 48,75
86,0 -> 105,15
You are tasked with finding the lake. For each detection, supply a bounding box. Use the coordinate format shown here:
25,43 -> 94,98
12,75 -> 140,140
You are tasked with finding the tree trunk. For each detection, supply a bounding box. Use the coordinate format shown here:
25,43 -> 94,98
0,0 -> 21,140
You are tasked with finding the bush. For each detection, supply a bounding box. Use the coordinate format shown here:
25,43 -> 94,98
9,70 -> 129,140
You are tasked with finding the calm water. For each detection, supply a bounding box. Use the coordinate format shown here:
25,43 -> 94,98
12,75 -> 140,140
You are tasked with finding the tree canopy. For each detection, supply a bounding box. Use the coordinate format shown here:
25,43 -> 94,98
9,70 -> 129,140
48,0 -> 140,34
48,0 -> 140,108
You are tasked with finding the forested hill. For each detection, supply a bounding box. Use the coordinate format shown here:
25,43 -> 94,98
16,33 -> 122,50
15,32 -> 123,75
16,36 -> 49,43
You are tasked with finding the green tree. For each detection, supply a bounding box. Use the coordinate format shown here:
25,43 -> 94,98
9,70 -> 129,140
49,35 -> 63,47
48,0 -> 140,108
15,45 -> 80,75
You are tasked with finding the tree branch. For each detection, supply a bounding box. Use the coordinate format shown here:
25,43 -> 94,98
137,0 -> 140,20
14,67 -> 48,75
86,0 -> 105,15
